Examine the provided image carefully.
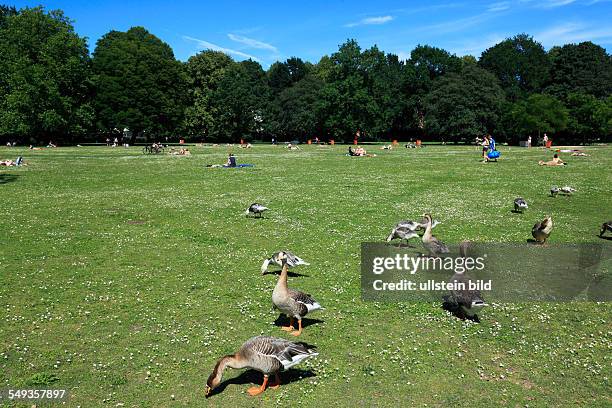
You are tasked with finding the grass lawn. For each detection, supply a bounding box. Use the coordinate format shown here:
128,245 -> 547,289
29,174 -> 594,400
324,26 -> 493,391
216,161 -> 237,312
0,144 -> 610,407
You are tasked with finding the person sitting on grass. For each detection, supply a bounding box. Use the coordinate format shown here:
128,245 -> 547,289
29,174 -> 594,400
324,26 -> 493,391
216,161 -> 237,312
539,153 -> 566,166
226,153 -> 237,167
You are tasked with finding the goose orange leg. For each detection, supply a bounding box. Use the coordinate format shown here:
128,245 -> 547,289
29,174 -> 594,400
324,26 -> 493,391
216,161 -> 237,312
291,319 -> 303,336
281,317 -> 294,332
247,374 -> 269,396
269,373 -> 281,389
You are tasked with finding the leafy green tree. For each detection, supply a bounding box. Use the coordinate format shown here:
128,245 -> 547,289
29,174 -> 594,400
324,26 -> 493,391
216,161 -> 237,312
410,45 -> 461,86
480,34 -> 551,100
406,45 -> 462,137
424,65 -> 506,142
547,42 -> 612,99
505,93 -> 568,142
183,50 -> 233,139
209,60 -> 270,141
0,6 -> 92,143
276,74 -> 324,139
91,27 -> 186,142
563,93 -> 611,143
267,57 -> 309,95
317,40 -> 376,140
0,5 -> 17,27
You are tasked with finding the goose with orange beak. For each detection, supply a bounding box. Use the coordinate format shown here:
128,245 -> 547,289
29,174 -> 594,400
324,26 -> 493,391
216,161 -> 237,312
270,252 -> 323,336
205,336 -> 318,397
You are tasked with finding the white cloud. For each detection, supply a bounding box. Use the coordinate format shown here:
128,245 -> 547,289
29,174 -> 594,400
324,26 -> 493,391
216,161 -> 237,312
227,34 -> 278,53
535,22 -> 612,46
182,35 -> 260,61
449,35 -> 506,56
487,1 -> 511,12
345,15 -> 394,27
539,0 -> 578,8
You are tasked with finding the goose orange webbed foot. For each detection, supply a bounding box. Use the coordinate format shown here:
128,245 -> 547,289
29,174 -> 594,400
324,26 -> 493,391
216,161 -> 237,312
281,317 -> 295,331
247,375 -> 269,396
247,386 -> 265,396
290,330 -> 302,336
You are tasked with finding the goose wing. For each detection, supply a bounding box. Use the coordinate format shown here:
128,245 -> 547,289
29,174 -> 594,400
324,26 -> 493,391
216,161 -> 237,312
285,251 -> 310,267
514,197 -> 527,207
532,221 -> 543,234
288,289 -> 323,313
425,236 -> 449,253
246,336 -> 318,371
396,220 -> 421,231
449,273 -> 485,307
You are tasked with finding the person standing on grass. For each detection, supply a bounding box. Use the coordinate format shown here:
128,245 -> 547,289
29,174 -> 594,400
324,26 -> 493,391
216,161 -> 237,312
543,133 -> 548,147
527,135 -> 532,148
481,134 -> 490,161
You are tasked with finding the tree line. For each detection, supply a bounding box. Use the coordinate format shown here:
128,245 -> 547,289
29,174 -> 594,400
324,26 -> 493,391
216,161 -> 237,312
1,5 -> 610,145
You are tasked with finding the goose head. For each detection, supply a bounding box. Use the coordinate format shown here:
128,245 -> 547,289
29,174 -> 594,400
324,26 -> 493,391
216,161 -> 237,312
205,371 -> 220,398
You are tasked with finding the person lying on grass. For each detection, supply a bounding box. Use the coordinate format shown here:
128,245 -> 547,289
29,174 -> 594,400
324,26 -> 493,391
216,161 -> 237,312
0,157 -> 26,166
539,154 -> 566,166
348,146 -> 376,157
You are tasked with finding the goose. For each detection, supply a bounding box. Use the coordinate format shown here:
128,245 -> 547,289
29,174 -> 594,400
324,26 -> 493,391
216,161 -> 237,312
386,217 -> 440,244
600,221 -> 612,237
550,187 -> 560,197
246,203 -> 269,218
560,186 -> 577,195
443,240 -> 487,322
205,336 -> 318,397
261,251 -> 310,274
532,216 -> 553,244
446,271 -> 488,322
386,224 -> 420,246
514,197 -> 528,213
421,213 -> 449,256
271,252 -> 323,336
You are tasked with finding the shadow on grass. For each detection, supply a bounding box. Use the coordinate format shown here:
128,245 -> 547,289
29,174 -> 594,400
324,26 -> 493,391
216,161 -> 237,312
207,368 -> 315,398
262,269 -> 309,278
0,174 -> 19,184
386,242 -> 419,249
273,315 -> 324,329
526,238 -> 546,245
598,235 -> 612,241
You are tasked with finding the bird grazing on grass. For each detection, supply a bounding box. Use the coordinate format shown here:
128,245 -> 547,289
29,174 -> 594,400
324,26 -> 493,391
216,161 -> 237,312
386,218 -> 440,246
443,240 -> 487,322
261,251 -> 310,274
421,213 -> 449,256
532,216 -> 553,244
246,203 -> 269,218
386,224 -> 420,247
551,186 -> 576,197
270,252 -> 323,336
560,186 -> 577,195
600,221 -> 612,237
446,273 -> 488,323
514,197 -> 528,213
205,336 -> 318,397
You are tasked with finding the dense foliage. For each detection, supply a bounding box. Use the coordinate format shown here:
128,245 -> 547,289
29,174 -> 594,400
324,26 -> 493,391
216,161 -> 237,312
0,5 -> 610,144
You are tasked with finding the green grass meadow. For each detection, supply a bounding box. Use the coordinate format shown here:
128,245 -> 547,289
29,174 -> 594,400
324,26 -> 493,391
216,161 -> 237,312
0,144 -> 610,407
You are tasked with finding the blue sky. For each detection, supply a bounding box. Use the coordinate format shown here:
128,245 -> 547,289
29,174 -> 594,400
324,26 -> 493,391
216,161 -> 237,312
10,0 -> 612,67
